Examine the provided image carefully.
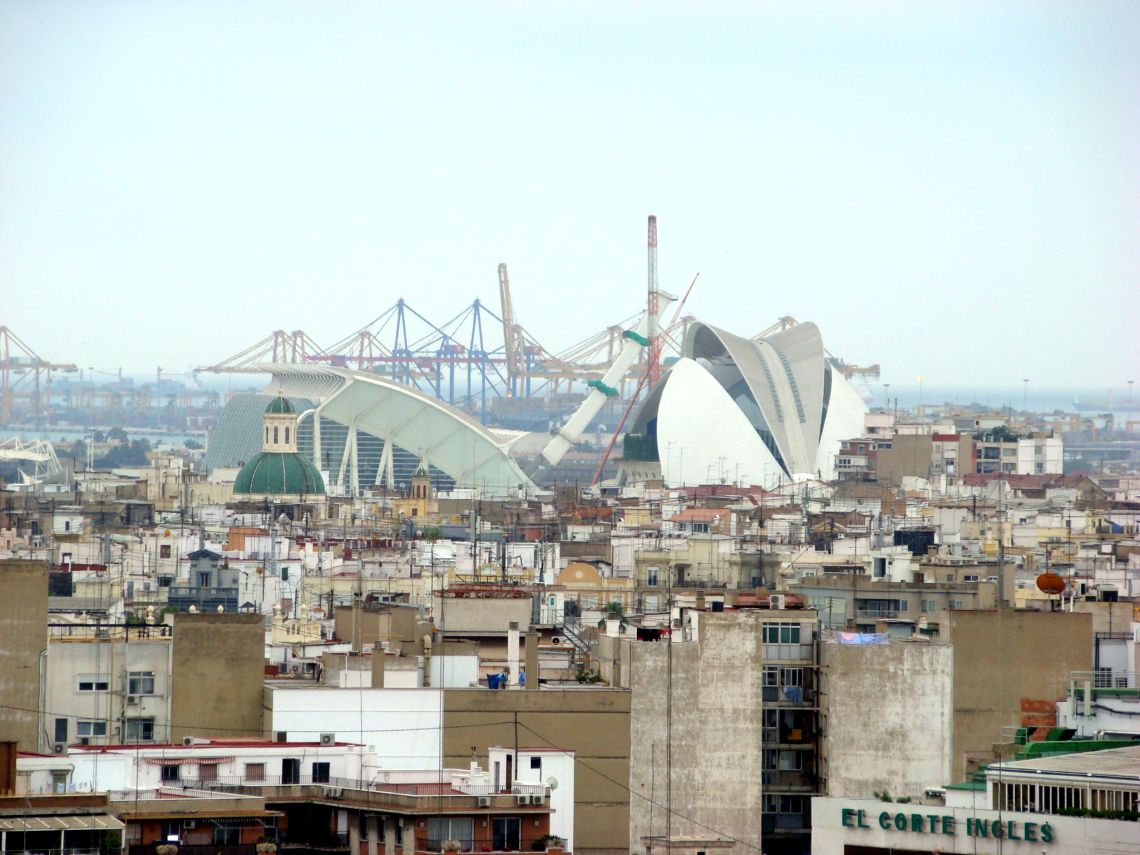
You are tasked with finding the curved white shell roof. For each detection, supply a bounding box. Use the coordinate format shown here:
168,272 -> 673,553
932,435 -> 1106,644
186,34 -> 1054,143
263,363 -> 534,496
632,320 -> 867,488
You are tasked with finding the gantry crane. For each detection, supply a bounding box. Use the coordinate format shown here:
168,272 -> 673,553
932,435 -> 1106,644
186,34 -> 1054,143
0,326 -> 78,424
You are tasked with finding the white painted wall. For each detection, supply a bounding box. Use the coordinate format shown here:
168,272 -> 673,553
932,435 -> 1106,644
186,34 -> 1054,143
429,653 -> 480,688
489,746 -> 575,851
265,686 -> 442,770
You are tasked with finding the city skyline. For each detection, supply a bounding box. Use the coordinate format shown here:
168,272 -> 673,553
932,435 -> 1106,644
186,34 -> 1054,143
2,2 -> 1137,385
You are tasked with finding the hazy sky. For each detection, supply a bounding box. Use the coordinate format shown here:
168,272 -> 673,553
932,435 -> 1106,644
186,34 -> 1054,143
2,1 -> 1137,387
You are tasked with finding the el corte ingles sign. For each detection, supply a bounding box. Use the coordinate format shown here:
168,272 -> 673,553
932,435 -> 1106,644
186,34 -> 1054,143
841,807 -> 1055,844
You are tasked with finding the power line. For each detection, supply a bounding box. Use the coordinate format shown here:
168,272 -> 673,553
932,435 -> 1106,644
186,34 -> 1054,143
515,721 -> 763,853
0,700 -> 515,738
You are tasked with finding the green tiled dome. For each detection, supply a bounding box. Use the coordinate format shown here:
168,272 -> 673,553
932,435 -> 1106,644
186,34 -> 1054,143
265,396 -> 295,415
233,452 -> 324,496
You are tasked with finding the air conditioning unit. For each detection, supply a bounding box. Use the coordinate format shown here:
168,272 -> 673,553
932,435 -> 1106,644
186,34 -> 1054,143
126,695 -> 140,705
529,794 -> 544,805
52,742 -> 66,755
182,737 -> 194,746
516,794 -> 529,805
323,786 -> 342,798
319,732 -> 335,746
770,594 -> 786,610
477,796 -> 492,807
275,731 -> 288,743
182,820 -> 195,830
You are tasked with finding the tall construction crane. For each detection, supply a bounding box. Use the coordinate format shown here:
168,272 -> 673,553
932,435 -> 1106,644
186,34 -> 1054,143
646,215 -> 663,387
497,263 -> 527,396
0,326 -> 78,425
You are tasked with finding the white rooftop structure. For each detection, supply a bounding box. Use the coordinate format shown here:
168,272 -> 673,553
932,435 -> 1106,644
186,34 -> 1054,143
264,363 -> 534,497
628,320 -> 866,488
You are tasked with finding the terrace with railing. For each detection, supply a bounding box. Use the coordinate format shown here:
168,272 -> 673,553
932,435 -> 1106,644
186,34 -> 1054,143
191,775 -> 549,814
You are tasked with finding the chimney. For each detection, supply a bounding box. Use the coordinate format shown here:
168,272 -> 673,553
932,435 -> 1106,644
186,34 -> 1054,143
371,652 -> 385,688
525,624 -> 539,691
507,621 -> 521,685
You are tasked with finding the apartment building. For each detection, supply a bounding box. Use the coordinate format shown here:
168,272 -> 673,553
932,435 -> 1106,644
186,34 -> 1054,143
599,606 -> 819,855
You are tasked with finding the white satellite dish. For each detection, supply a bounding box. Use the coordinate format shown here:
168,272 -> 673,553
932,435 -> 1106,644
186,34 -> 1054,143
546,776 -> 559,791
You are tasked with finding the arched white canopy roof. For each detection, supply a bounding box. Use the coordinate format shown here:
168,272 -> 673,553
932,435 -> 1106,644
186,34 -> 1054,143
629,319 -> 867,488
262,363 -> 534,495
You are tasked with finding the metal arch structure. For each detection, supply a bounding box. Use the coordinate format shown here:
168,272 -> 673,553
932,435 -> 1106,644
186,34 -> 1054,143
0,438 -> 63,484
199,330 -> 326,374
263,363 -> 535,497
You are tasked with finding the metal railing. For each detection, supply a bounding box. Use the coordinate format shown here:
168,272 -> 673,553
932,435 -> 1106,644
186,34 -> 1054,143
855,609 -> 901,620
198,775 -> 547,810
1071,669 -> 1139,692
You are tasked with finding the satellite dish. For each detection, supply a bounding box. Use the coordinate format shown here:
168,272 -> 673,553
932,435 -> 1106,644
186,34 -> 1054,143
546,776 -> 559,791
1036,572 -> 1065,595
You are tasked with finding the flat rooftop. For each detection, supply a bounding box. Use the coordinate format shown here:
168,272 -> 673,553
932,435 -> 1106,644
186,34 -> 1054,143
993,744 -> 1140,780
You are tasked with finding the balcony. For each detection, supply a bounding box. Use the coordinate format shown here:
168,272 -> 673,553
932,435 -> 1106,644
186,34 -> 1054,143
760,769 -> 816,791
762,686 -> 816,706
167,586 -> 238,612
198,775 -> 548,813
762,642 -> 815,662
855,609 -> 900,620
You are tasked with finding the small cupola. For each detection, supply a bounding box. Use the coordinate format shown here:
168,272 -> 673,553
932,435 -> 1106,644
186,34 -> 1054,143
262,395 -> 298,453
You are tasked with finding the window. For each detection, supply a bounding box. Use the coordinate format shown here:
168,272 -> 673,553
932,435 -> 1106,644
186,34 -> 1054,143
199,764 -> 218,783
530,756 -> 542,771
77,674 -> 110,692
284,427 -> 290,445
647,567 -> 659,586
427,818 -> 474,851
922,600 -> 936,613
779,750 -> 803,771
123,718 -> 154,741
160,544 -> 171,558
311,762 -> 330,783
781,667 -> 804,687
964,574 -> 979,582
273,427 -> 279,444
781,795 -> 804,813
281,567 -> 289,582
949,599 -> 964,610
245,763 -> 266,782
76,720 -> 107,738
762,623 -> 801,644
160,764 -> 180,783
54,718 -> 68,743
214,826 -> 241,845
281,758 -> 300,784
51,771 -> 69,794
128,671 -> 155,695
492,817 -> 521,851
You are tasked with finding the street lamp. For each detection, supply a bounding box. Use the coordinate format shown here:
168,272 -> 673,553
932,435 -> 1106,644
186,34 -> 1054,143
1129,379 -> 1135,434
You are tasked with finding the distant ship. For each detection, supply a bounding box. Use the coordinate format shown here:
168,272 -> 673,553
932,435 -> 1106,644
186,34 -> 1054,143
1073,391 -> 1113,412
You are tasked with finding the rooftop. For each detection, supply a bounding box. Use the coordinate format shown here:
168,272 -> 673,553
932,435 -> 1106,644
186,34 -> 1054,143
992,744 -> 1140,781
